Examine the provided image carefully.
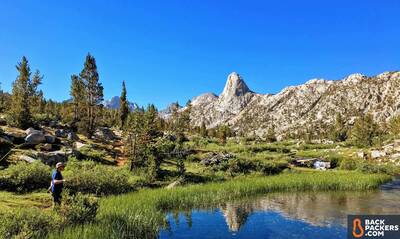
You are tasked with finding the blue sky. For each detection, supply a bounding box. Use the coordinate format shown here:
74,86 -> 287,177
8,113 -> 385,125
0,0 -> 399,109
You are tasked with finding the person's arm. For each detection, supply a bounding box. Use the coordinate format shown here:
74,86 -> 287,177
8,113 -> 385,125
53,179 -> 65,184
52,172 -> 65,185
47,180 -> 53,192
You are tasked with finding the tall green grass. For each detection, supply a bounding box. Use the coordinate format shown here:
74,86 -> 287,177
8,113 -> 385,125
51,171 -> 391,239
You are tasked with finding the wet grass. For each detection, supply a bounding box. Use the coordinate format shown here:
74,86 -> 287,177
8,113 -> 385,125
51,171 -> 391,239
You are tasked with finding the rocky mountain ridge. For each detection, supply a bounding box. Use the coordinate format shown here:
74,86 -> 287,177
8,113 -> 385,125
168,71 -> 400,138
104,96 -> 137,111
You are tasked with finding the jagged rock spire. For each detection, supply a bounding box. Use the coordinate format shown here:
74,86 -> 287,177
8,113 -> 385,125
220,72 -> 252,99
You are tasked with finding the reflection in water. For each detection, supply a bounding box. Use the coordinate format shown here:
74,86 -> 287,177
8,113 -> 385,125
161,181 -> 400,238
221,202 -> 253,231
222,189 -> 400,230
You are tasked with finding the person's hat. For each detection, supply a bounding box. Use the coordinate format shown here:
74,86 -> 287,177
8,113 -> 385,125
56,162 -> 64,169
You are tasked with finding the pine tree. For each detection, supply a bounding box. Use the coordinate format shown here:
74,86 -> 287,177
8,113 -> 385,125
351,113 -> 379,147
9,56 -> 32,128
119,81 -> 129,128
0,83 -> 6,113
29,70 -> 44,115
330,113 -> 348,142
143,104 -> 161,142
70,74 -> 85,123
79,53 -> 104,137
217,125 -> 231,145
200,121 -> 207,137
125,109 -> 145,170
264,126 -> 277,142
389,115 -> 400,137
181,100 -> 192,132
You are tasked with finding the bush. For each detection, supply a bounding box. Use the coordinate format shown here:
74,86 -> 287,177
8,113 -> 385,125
64,158 -> 133,195
60,192 -> 99,225
327,155 -> 342,168
256,160 -> 288,175
186,154 -> 200,162
0,161 -> 51,192
0,208 -> 61,239
339,158 -> 397,175
227,158 -> 253,176
78,146 -> 108,163
226,158 -> 288,176
339,158 -> 359,170
0,193 -> 98,238
356,161 -> 396,175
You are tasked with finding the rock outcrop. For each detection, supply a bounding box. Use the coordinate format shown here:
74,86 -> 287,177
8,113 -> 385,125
188,72 -> 257,128
163,71 -> 400,138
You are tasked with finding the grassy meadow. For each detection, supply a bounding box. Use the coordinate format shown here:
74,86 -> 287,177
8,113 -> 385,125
1,136 -> 399,239
51,170 -> 391,239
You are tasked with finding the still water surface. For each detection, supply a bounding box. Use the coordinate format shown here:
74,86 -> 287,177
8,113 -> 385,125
159,179 -> 400,239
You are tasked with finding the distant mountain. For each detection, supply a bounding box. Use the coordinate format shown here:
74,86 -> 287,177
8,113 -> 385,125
104,96 -> 137,111
162,71 -> 400,139
159,102 -> 182,119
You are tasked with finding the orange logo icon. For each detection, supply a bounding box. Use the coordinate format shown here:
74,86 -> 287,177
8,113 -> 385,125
352,218 -> 364,238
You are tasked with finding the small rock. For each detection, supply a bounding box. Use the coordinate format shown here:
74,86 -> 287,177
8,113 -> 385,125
5,131 -> 27,144
49,121 -> 60,128
25,132 -> 46,145
314,160 -> 331,170
0,136 -> 13,146
38,149 -> 74,165
394,140 -> 400,147
74,141 -> 87,149
44,135 -> 56,144
19,155 -> 36,163
383,144 -> 394,154
357,151 -> 367,159
94,127 -> 116,141
371,150 -> 385,159
390,153 -> 400,160
166,179 -> 184,189
25,127 -> 42,135
67,132 -> 79,141
40,143 -> 53,151
55,129 -> 68,138
200,152 -> 235,166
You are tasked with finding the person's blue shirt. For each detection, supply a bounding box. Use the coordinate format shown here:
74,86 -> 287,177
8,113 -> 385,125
51,170 -> 63,194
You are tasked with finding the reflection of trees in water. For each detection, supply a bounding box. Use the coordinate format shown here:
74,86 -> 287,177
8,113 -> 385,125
219,190 -> 400,230
165,188 -> 400,235
220,202 -> 253,231
184,210 -> 193,229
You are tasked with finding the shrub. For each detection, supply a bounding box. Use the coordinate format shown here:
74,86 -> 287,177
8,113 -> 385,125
0,161 -> 51,192
60,192 -> 99,225
64,158 -> 133,195
356,161 -> 396,175
256,160 -> 288,175
176,158 -> 186,177
78,146 -> 108,162
0,208 -> 61,239
186,154 -> 200,162
339,158 -> 359,170
227,158 -> 254,176
339,158 -> 397,175
226,158 -> 288,176
327,155 -> 342,168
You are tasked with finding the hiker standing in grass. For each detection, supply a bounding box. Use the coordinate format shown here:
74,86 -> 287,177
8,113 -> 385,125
49,162 -> 65,206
